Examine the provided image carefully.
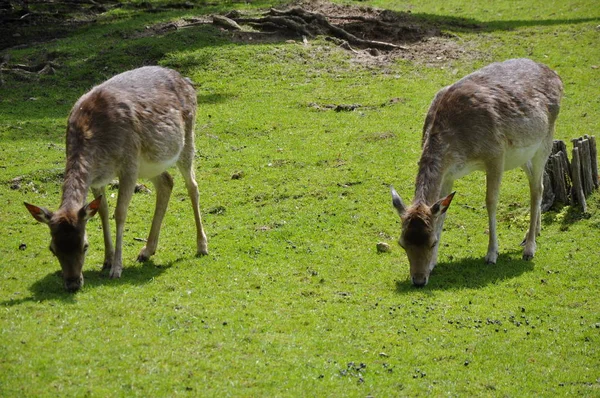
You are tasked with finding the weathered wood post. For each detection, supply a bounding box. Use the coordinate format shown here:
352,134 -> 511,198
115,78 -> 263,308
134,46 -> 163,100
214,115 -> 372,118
581,138 -> 594,195
571,145 -> 587,212
553,139 -> 571,179
542,139 -> 572,210
551,151 -> 570,204
588,135 -> 598,189
543,137 -> 597,212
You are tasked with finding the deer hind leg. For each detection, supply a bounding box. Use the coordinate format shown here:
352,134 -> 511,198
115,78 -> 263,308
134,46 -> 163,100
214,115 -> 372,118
177,151 -> 208,256
521,150 -> 546,260
484,161 -> 504,264
110,172 -> 137,279
137,172 -> 174,262
91,187 -> 114,272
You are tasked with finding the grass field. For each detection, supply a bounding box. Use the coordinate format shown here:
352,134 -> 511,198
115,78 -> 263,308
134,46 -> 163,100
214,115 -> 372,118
1,0 -> 599,396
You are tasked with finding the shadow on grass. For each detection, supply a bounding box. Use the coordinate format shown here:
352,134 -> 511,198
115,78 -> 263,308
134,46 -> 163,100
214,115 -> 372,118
197,92 -> 235,105
2,0 -> 598,136
542,203 -> 591,231
395,250 -> 534,293
416,13 -> 600,33
0,259 -> 174,307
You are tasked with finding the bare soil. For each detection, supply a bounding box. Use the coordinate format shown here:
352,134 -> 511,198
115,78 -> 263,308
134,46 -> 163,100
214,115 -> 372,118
201,0 -> 483,67
1,0 -> 482,67
0,0 -> 116,51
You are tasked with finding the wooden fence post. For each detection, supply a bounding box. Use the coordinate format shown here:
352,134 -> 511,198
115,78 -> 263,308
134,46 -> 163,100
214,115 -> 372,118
550,152 -> 570,204
553,139 -> 571,179
588,135 -> 598,188
581,138 -> 594,196
543,137 -> 597,212
542,139 -> 572,210
571,146 -> 587,212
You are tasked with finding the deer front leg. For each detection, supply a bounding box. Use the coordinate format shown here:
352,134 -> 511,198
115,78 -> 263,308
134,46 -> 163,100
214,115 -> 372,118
485,164 -> 503,264
137,172 -> 173,262
111,174 -> 137,279
91,187 -> 114,272
429,179 -> 454,271
429,213 -> 446,272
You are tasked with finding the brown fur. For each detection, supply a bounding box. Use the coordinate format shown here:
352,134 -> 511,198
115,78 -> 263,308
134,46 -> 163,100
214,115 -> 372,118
25,66 -> 208,292
392,58 -> 563,286
401,205 -> 433,247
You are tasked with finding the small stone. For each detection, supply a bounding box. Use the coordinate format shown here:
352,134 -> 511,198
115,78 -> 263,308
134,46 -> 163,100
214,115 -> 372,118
10,176 -> 23,190
376,242 -> 391,253
231,171 -> 244,180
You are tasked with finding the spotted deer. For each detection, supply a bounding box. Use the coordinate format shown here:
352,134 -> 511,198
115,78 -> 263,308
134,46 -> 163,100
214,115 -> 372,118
391,58 -> 563,287
25,66 -> 208,292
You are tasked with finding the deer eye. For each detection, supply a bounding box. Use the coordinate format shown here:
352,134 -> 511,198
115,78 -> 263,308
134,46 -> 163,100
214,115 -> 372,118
83,243 -> 89,253
431,240 -> 438,249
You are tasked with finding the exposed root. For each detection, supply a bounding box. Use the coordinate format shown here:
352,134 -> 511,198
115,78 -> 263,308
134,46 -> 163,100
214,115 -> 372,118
227,6 -> 407,51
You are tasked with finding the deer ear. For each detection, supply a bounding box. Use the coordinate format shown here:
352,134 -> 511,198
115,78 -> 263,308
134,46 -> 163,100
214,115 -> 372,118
390,186 -> 406,216
24,203 -> 53,225
79,196 -> 102,221
431,192 -> 456,216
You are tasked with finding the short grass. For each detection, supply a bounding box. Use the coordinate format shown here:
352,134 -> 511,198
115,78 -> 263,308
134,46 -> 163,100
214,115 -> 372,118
1,0 -> 599,396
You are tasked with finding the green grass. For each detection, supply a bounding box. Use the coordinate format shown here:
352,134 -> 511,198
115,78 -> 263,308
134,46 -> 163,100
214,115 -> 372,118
1,0 -> 599,396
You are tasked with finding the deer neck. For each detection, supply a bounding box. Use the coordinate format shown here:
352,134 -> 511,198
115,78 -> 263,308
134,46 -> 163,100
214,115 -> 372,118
414,134 -> 444,205
59,130 -> 92,210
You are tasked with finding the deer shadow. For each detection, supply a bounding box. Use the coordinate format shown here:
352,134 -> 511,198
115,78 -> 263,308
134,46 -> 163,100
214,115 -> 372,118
0,259 -> 174,307
395,250 -> 535,293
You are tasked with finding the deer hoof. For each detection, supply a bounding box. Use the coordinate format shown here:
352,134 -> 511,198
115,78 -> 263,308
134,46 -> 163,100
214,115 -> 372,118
137,246 -> 154,262
196,249 -> 209,257
522,241 -> 536,260
101,260 -> 112,272
109,267 -> 122,279
522,252 -> 535,261
485,252 -> 498,264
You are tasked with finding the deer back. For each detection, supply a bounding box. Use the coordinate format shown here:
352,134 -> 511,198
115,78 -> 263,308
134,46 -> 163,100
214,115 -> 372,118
422,58 -> 563,171
65,66 -> 197,189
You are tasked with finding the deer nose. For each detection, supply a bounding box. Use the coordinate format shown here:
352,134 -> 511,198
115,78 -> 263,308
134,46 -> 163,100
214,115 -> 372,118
64,276 -> 83,292
411,275 -> 428,287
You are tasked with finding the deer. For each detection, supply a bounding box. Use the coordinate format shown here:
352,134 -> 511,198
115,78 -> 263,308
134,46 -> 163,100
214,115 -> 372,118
24,66 -> 209,292
391,58 -> 563,287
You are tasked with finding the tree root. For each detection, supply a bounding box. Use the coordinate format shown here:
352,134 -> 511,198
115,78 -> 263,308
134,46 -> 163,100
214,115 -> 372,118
222,6 -> 407,51
0,61 -> 58,83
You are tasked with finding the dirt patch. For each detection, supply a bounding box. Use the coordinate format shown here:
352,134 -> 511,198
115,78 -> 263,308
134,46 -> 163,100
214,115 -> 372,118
293,0 -> 442,45
1,0 -> 482,67
218,0 -> 482,67
0,0 -> 118,51
0,0 -> 196,50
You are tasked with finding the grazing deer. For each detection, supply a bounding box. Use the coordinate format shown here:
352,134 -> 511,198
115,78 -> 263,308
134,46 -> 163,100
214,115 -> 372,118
391,58 -> 563,287
25,66 -> 208,292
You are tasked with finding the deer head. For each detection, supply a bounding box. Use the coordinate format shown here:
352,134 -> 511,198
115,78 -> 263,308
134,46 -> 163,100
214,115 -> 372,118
391,187 -> 455,287
24,197 -> 101,292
